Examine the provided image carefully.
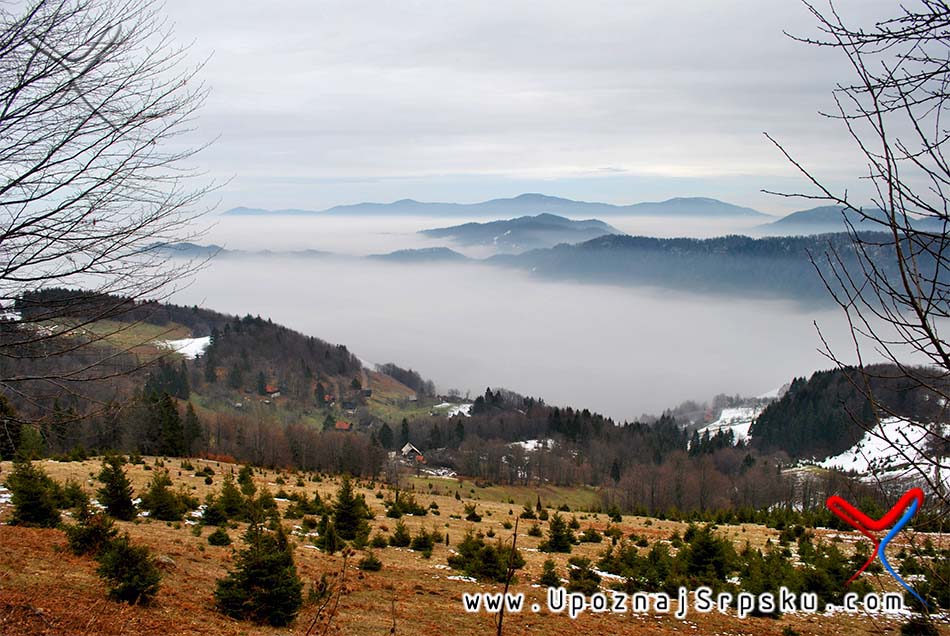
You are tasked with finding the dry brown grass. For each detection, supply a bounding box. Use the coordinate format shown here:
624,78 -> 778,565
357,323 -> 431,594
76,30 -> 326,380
1,457 -> 946,636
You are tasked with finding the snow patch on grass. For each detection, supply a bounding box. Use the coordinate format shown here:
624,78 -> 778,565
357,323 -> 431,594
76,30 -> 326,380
156,336 -> 211,358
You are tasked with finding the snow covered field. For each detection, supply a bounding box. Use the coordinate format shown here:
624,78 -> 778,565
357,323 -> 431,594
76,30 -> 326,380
816,417 -> 947,487
155,336 -> 211,358
695,406 -> 763,444
431,402 -> 472,417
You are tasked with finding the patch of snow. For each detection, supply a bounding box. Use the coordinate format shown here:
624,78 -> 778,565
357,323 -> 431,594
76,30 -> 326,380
511,438 -> 552,452
694,407 -> 762,444
421,467 -> 456,478
432,402 -> 472,417
814,417 -> 947,487
447,575 -> 477,583
156,336 -> 211,358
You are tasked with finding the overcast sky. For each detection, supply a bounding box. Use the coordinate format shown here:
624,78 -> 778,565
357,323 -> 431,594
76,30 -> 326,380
164,0 -> 895,215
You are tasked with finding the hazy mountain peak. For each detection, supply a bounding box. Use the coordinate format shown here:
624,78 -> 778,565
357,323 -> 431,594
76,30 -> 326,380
222,193 -> 769,218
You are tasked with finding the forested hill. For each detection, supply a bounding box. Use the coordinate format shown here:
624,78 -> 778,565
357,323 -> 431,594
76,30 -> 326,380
15,288 -> 363,387
749,364 -> 949,459
487,232 -> 923,302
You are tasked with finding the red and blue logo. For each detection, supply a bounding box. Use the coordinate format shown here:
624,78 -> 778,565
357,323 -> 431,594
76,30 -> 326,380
826,488 -> 927,607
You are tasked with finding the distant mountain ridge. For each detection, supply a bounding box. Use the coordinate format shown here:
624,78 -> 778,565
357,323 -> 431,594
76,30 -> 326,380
419,213 -> 622,252
757,205 -> 946,235
485,231 -> 917,302
224,193 -> 771,218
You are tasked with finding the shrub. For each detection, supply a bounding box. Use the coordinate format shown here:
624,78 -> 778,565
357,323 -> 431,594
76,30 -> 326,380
60,479 -> 89,510
410,528 -> 434,552
389,520 -> 411,547
65,511 -> 118,556
317,518 -> 340,554
566,557 -> 601,595
208,527 -> 232,546
359,551 -> 383,571
385,491 -> 427,518
202,494 -> 228,526
579,527 -> 603,543
463,503 -> 481,522
539,558 -> 561,587
370,533 -> 389,549
139,470 -> 188,521
214,523 -> 303,626
6,459 -> 61,527
96,534 -> 161,605
446,530 -> 525,583
527,523 -> 543,537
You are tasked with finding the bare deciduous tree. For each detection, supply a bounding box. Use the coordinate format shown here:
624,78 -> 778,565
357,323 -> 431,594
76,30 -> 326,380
768,1 -> 950,506
0,0 -> 213,444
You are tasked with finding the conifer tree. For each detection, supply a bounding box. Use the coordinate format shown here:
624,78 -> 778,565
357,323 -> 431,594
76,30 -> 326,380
257,371 -> 267,396
399,418 -> 410,446
139,470 -> 185,521
214,521 -> 303,626
218,472 -> 247,520
145,392 -> 184,456
332,474 -> 370,541
227,364 -> 243,389
378,422 -> 394,450
6,459 -> 60,527
96,533 -> 161,605
237,465 -> 256,496
610,459 -> 621,484
97,455 -> 136,521
540,512 -> 574,553
204,351 -> 217,384
539,558 -> 561,587
182,404 -> 202,454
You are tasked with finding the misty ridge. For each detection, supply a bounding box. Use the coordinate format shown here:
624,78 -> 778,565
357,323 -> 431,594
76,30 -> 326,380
167,200 -> 944,306
222,192 -> 770,219
163,196 -> 930,420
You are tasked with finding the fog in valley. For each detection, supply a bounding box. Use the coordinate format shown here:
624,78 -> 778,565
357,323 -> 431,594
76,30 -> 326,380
170,214 -> 863,420
192,213 -> 768,258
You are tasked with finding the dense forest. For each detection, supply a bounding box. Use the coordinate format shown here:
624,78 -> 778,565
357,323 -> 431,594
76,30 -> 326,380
488,232 -> 935,302
750,364 -> 950,459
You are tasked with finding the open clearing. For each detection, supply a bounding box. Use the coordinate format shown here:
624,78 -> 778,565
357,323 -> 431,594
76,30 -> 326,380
1,457 -> 946,636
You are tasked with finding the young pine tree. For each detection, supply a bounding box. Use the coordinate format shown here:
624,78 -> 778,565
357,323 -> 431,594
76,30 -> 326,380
7,459 -> 61,527
540,512 -> 574,553
182,403 -> 202,455
332,475 -> 370,541
96,533 -> 161,605
539,558 -> 562,587
97,455 -> 136,521
138,470 -> 185,521
214,522 -> 303,626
